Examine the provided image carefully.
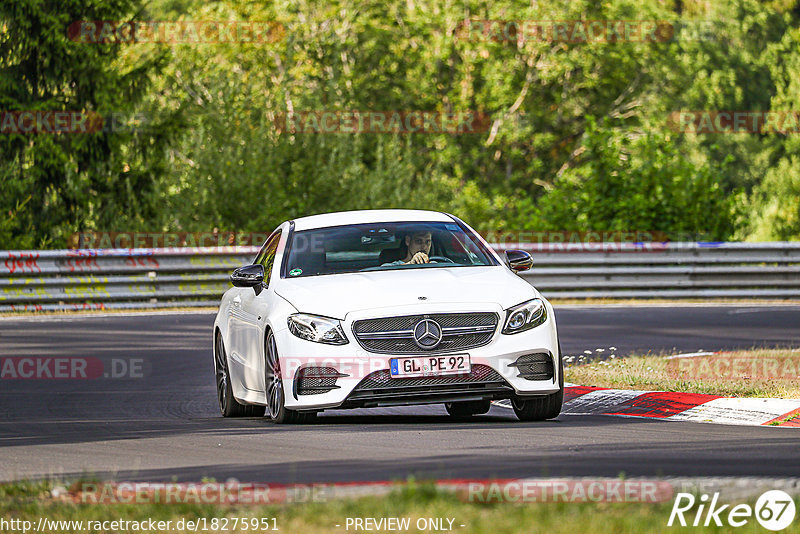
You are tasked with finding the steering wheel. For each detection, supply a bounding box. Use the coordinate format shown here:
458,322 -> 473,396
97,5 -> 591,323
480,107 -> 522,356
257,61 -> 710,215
428,255 -> 455,264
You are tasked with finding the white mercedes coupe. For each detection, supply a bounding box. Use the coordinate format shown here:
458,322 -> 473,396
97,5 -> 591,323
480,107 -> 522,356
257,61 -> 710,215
213,210 -> 562,423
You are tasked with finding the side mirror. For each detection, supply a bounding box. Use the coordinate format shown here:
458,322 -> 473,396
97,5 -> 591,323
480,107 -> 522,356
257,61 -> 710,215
505,250 -> 533,272
230,264 -> 265,294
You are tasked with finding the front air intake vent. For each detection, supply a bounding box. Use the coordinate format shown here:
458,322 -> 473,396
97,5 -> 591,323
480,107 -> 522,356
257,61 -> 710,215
509,353 -> 554,380
294,366 -> 348,397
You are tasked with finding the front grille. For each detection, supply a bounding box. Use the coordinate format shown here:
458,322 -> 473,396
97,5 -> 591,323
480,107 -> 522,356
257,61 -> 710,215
294,366 -> 346,396
344,364 -> 513,406
510,353 -> 554,380
354,363 -> 504,391
352,312 -> 498,354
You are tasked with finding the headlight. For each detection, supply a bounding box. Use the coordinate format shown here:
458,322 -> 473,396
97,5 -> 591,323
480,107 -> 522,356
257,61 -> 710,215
287,313 -> 349,345
502,298 -> 547,334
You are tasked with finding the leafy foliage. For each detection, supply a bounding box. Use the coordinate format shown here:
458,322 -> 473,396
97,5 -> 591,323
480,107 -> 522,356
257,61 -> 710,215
2,0 -> 799,248
0,0 -> 182,248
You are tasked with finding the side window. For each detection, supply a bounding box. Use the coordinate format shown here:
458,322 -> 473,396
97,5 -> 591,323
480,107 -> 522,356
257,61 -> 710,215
254,230 -> 280,265
257,232 -> 281,286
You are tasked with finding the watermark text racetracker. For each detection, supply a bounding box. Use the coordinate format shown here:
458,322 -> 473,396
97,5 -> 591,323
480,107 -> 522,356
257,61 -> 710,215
269,356 -> 550,382
667,354 -> 800,381
479,230 -> 717,253
68,229 -> 712,251
464,479 -> 673,503
455,19 -> 717,44
0,111 -> 148,135
66,478 -> 673,505
77,481 -> 326,505
67,20 -> 285,44
668,111 -> 800,134
70,231 -> 273,249
0,357 -> 148,380
273,111 -> 491,134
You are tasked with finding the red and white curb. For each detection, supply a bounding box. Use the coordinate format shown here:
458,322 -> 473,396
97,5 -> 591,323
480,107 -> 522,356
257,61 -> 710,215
495,384 -> 800,427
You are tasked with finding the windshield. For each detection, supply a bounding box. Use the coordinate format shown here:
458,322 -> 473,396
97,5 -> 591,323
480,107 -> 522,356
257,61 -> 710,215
282,221 -> 498,278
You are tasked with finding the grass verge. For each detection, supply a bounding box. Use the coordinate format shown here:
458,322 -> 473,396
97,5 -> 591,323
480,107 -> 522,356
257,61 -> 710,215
0,480 -> 778,534
565,348 -> 800,398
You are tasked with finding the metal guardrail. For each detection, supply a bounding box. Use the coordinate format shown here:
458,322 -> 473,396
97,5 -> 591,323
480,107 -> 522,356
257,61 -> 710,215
506,242 -> 800,299
0,247 -> 256,312
1,243 -> 799,311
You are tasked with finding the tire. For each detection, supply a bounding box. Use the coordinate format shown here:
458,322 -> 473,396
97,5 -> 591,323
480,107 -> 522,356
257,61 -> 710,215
445,400 -> 491,417
214,332 -> 266,418
511,341 -> 564,422
265,330 -> 313,424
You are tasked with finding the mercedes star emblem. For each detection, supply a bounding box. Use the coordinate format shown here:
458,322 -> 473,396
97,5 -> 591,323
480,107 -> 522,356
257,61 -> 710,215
413,319 -> 443,349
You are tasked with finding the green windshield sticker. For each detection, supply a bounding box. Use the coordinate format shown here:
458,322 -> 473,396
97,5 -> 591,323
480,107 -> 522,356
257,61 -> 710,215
289,268 -> 303,276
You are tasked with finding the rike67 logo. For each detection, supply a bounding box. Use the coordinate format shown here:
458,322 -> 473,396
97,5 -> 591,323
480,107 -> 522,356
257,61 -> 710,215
668,490 -> 796,531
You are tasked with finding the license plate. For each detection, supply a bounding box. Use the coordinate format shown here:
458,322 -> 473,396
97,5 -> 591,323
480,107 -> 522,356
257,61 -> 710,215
390,354 -> 471,378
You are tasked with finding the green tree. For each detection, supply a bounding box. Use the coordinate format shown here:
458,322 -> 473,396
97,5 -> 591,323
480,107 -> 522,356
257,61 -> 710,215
0,0 -> 181,248
518,118 -> 738,239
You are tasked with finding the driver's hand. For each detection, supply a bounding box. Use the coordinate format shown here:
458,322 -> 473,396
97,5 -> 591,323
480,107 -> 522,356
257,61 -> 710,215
406,252 -> 429,264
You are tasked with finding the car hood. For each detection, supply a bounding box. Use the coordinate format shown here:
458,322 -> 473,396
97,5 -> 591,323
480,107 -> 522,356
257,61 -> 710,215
274,266 -> 538,319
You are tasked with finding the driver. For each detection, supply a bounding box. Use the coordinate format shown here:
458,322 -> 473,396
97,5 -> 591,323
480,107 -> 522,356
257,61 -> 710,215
384,230 -> 434,265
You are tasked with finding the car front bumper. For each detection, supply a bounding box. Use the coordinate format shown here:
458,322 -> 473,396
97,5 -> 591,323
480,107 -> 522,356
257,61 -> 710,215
276,299 -> 561,411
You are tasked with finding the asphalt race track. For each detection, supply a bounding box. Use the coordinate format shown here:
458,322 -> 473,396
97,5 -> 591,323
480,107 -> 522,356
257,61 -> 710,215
1,305 -> 799,483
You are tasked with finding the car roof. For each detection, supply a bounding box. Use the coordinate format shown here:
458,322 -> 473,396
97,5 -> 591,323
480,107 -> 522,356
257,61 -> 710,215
291,209 -> 454,231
